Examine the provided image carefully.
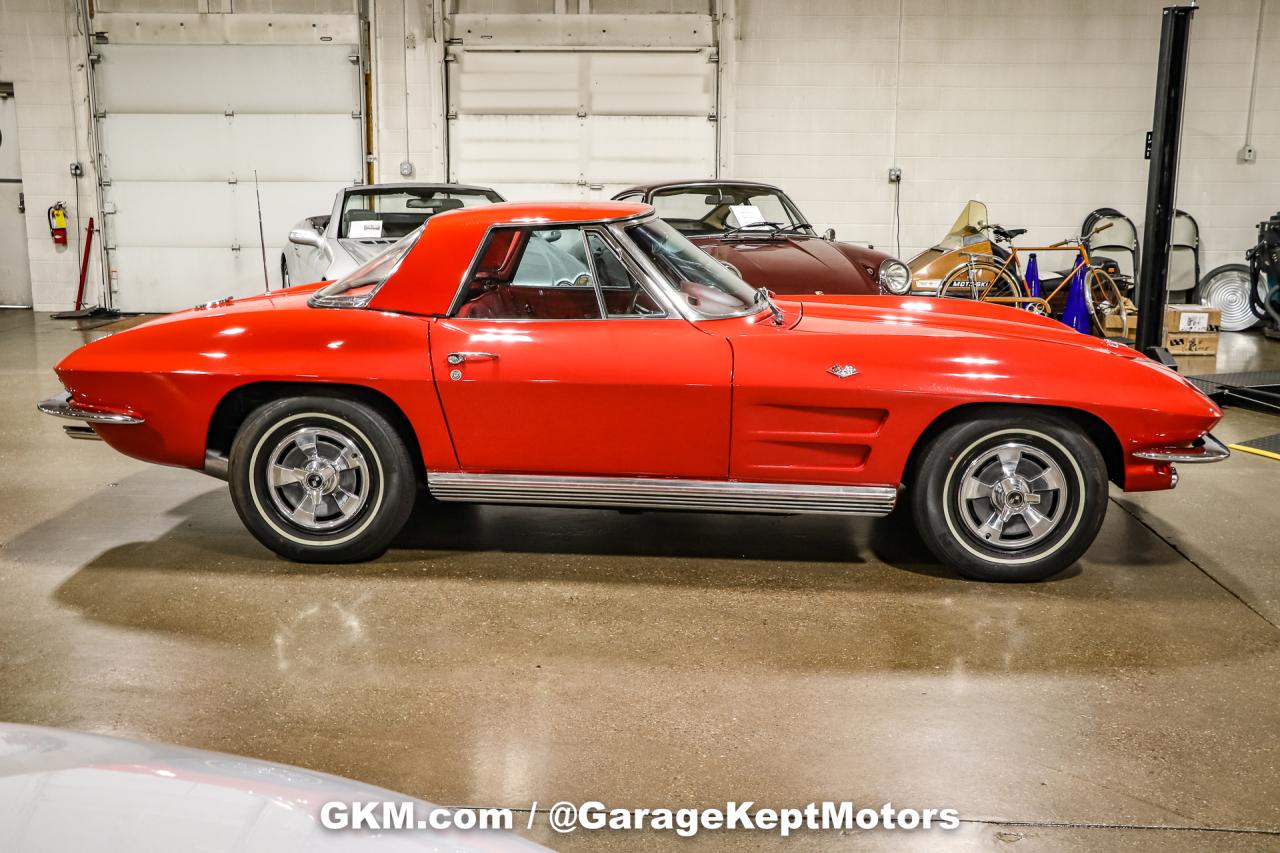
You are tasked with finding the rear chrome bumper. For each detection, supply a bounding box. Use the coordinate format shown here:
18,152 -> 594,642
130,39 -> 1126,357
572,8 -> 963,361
1133,432 -> 1230,463
37,391 -> 144,425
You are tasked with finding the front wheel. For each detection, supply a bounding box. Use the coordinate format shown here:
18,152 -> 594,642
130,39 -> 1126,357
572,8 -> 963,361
910,411 -> 1108,582
229,395 -> 416,562
280,254 -> 291,289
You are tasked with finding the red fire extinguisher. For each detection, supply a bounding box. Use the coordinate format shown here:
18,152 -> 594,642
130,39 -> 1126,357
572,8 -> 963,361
48,203 -> 68,246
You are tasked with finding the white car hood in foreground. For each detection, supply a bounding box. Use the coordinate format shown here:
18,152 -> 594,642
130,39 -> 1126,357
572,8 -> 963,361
0,724 -> 549,852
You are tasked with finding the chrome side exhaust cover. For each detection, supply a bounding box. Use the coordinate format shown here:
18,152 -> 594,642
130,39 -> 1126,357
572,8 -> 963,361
428,473 -> 898,516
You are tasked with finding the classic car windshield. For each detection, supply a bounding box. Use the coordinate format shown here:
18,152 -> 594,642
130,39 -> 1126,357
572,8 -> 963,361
649,185 -> 811,237
309,227 -> 421,308
339,187 -> 503,239
625,218 -> 759,317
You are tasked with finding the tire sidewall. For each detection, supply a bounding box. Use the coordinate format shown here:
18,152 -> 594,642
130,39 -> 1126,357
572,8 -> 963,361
230,396 -> 414,562
913,415 -> 1107,582
941,428 -> 1086,566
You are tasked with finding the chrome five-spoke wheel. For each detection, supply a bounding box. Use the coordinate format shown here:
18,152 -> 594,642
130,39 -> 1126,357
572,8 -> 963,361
266,427 -> 369,531
955,441 -> 1066,550
911,411 -> 1108,582
229,395 -> 416,563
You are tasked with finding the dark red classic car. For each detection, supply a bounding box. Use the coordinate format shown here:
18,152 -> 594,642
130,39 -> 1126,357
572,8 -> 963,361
40,202 -> 1227,582
613,180 -> 910,297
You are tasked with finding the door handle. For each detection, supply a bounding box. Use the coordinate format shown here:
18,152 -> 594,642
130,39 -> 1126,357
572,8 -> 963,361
447,352 -> 498,365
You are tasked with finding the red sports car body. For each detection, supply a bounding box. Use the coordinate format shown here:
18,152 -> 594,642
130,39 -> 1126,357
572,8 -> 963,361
40,201 -> 1226,581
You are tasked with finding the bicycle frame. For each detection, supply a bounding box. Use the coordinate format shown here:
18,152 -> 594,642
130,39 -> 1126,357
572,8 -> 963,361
952,238 -> 1096,313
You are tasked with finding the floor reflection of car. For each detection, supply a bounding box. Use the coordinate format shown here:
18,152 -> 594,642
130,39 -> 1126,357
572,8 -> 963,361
284,183 -> 505,286
0,723 -> 549,851
613,180 -> 911,297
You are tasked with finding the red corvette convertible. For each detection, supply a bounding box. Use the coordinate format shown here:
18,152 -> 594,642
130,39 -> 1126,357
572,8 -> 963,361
39,202 -> 1227,581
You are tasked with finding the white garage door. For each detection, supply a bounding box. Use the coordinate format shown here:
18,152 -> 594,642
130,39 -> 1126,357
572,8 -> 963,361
96,44 -> 363,313
447,47 -> 717,201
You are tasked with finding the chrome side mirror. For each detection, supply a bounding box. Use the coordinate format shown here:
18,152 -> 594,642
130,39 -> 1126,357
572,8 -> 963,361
288,228 -> 323,248
823,227 -> 837,241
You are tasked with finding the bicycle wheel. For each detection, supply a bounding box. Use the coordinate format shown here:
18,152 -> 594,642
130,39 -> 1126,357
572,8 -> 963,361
939,262 -> 1023,303
1084,268 -> 1129,337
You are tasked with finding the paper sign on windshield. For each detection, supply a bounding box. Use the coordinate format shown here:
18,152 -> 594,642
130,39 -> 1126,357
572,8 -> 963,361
349,220 -> 384,238
729,205 -> 766,228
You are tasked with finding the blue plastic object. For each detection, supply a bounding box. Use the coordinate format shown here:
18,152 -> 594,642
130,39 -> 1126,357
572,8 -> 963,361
1024,253 -> 1043,305
1061,253 -> 1092,334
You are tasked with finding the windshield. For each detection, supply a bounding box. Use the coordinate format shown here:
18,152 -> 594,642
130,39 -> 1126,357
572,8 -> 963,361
937,200 -> 990,250
339,188 -> 502,239
309,227 -> 421,308
625,218 -> 759,317
648,185 -> 811,238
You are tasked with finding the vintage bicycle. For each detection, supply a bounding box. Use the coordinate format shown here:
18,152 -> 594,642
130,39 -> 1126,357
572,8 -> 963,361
908,201 -> 1130,337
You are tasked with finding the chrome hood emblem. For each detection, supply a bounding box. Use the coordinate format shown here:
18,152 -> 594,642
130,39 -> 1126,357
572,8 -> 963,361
827,364 -> 858,378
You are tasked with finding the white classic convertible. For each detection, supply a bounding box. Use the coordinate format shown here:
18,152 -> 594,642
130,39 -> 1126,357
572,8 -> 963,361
282,182 -> 505,285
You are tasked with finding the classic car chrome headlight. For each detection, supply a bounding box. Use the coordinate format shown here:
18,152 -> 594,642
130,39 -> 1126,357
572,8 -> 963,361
878,259 -> 912,294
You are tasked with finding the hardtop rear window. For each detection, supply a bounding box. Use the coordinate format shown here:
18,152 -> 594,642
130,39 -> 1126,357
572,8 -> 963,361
308,227 -> 422,309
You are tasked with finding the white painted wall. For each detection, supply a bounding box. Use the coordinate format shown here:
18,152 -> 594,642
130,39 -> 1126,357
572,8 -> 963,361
0,0 -> 102,312
371,0 -> 445,183
730,0 -> 1279,273
4,0 -> 1276,308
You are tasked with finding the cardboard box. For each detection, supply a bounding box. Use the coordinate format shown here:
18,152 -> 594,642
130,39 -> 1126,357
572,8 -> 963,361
1103,297 -> 1139,335
1163,304 -> 1221,356
1104,311 -> 1135,333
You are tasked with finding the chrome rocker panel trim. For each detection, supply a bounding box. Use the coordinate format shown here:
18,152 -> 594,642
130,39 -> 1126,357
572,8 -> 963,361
1132,432 -> 1230,463
428,473 -> 898,516
37,392 -> 144,425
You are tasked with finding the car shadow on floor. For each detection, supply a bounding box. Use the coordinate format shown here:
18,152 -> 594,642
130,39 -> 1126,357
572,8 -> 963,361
8,473 -> 1193,594
16,475 -> 1278,675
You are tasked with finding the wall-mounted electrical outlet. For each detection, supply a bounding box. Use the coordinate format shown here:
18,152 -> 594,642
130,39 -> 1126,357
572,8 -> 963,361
1238,144 -> 1257,163
399,160 -> 414,177
888,167 -> 902,183
69,162 -> 83,177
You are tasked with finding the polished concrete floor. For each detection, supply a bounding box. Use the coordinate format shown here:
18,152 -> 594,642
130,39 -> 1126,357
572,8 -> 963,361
2,308 -> 1279,851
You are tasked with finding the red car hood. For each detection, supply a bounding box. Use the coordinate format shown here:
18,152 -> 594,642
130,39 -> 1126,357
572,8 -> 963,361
789,295 -> 1136,355
693,236 -> 880,296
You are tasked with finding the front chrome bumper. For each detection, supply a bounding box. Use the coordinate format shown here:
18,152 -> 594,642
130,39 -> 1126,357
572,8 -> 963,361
37,391 -> 144,425
1133,432 -> 1230,463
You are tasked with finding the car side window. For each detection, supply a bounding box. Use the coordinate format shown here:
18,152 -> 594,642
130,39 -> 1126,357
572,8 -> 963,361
585,231 -> 663,317
455,226 -> 603,320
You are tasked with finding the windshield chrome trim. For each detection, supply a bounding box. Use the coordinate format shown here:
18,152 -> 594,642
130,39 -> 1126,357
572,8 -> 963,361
613,215 -> 764,323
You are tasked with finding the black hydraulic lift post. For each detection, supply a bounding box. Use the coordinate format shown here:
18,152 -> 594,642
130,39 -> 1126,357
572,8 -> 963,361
1136,4 -> 1197,358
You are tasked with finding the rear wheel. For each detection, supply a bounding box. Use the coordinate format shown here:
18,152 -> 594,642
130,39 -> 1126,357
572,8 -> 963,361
910,411 -> 1108,582
229,395 -> 416,562
1084,268 -> 1129,337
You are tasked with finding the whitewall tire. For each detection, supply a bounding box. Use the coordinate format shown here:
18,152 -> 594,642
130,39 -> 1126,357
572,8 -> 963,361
229,395 -> 416,562
910,411 -> 1108,582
